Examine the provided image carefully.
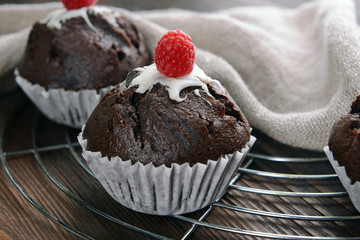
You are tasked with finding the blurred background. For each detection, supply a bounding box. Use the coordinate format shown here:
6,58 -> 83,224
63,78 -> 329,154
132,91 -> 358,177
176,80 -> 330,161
0,0 -> 312,11
1,0 -> 359,35
1,1 -> 360,240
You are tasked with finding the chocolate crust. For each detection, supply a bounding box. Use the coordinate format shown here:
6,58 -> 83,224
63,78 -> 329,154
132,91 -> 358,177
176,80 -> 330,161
18,9 -> 151,91
83,82 -> 251,167
329,96 -> 360,184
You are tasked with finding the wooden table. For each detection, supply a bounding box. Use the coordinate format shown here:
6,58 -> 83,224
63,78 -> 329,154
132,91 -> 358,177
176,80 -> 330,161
1,1 -> 360,239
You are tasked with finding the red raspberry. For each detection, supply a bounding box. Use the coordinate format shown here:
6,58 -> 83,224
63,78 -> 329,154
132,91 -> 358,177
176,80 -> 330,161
155,29 -> 195,78
62,0 -> 98,10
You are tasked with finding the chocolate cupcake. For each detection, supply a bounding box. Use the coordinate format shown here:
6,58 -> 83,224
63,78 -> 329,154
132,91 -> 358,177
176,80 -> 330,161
324,96 -> 360,212
78,30 -> 255,215
15,2 -> 151,128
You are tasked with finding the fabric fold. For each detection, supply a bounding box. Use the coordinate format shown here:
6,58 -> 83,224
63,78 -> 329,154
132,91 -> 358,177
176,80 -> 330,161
1,0 -> 359,150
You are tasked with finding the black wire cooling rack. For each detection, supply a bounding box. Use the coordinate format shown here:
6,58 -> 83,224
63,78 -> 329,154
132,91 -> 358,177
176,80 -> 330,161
1,94 -> 360,240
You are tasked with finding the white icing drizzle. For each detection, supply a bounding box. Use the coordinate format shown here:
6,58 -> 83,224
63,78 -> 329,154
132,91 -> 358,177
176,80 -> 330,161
194,89 -> 213,106
128,63 -> 221,102
194,89 -> 201,97
45,6 -> 113,34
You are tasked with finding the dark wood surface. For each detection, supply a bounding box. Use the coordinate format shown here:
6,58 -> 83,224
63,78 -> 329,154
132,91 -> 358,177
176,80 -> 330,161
1,1 -> 360,240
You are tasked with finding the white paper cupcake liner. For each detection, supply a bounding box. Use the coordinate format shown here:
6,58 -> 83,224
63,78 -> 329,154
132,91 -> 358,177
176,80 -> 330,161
15,69 -> 112,128
78,129 -> 256,215
324,146 -> 360,213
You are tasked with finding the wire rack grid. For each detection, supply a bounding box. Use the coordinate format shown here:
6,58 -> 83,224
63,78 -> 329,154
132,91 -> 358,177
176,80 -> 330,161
1,95 -> 360,240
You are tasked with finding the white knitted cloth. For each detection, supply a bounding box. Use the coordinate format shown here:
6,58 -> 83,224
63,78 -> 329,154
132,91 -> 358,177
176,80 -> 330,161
0,0 -> 359,151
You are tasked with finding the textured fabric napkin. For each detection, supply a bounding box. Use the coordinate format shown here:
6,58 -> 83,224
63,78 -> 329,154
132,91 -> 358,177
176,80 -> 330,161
0,0 -> 359,151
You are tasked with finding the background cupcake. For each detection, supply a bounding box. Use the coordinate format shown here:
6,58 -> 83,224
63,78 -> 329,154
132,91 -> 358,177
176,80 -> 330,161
15,0 -> 151,128
324,95 -> 360,212
78,30 -> 256,215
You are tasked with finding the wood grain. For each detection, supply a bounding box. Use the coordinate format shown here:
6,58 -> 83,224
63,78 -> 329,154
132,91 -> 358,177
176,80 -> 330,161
1,1 -> 360,239
1,90 -> 359,240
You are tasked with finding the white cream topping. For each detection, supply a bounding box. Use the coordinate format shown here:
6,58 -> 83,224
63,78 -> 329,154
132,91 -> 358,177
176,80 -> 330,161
128,63 -> 221,102
44,6 -> 113,33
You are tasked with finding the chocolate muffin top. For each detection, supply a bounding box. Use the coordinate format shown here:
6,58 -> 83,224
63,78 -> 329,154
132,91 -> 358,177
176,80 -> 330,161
329,96 -> 360,184
18,7 -> 151,91
82,64 -> 251,167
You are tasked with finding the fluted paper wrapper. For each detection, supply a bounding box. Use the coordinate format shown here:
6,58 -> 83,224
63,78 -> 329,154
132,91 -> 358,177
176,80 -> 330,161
15,69 -> 112,128
324,146 -> 360,213
78,130 -> 256,215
